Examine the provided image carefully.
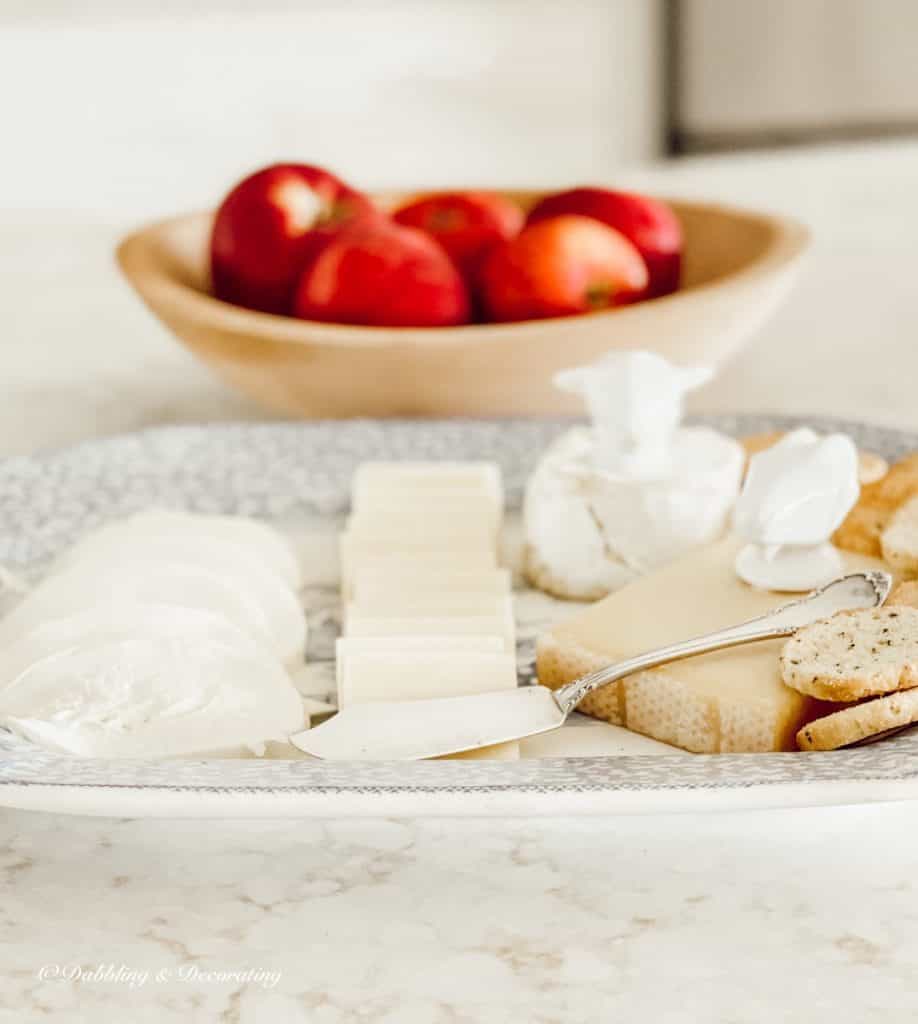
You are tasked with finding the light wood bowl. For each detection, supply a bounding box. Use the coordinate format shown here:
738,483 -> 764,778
117,192 -> 809,418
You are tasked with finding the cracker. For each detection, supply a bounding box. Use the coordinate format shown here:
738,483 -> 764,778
858,451 -> 890,486
741,432 -> 888,487
797,688 -> 918,751
780,606 -> 918,701
881,494 -> 918,579
889,580 -> 918,609
834,453 -> 918,557
740,431 -> 786,459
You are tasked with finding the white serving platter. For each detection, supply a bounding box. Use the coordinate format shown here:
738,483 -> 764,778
1,415 -> 917,818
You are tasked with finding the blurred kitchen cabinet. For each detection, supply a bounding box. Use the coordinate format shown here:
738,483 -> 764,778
675,0 -> 918,151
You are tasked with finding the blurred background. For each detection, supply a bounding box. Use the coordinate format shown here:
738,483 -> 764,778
4,0 -> 916,213
2,0 -> 916,449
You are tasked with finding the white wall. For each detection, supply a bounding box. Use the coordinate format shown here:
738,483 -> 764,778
1,1 -> 664,218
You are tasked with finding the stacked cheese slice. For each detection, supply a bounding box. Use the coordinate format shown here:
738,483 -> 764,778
338,461 -> 519,759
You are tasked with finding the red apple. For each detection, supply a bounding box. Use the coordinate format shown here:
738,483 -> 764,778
527,187 -> 682,299
392,191 -> 523,286
293,219 -> 471,327
210,163 -> 376,315
480,215 -> 648,323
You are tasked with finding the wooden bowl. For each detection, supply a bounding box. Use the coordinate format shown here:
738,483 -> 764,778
117,192 -> 809,418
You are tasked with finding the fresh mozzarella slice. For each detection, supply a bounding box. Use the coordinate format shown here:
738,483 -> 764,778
0,559 -> 305,667
0,622 -> 305,758
63,509 -> 301,590
0,603 -> 260,690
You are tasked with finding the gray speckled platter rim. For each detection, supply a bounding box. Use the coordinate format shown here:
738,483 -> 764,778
1,414 -> 917,800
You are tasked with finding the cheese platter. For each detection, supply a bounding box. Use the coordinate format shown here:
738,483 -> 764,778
1,405 -> 917,818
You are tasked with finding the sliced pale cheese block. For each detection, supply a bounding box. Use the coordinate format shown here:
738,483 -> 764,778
348,494 -> 501,538
345,594 -> 512,626
352,568 -> 511,604
338,650 -> 517,705
345,613 -> 515,653
345,518 -> 497,551
341,552 -> 500,598
537,537 -> 886,753
337,650 -> 519,758
352,461 -> 502,509
335,634 -> 505,687
340,536 -> 498,596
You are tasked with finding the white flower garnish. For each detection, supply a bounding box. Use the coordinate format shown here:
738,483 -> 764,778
733,428 -> 860,591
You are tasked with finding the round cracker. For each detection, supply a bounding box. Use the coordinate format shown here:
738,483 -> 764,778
780,607 -> 918,702
797,688 -> 918,751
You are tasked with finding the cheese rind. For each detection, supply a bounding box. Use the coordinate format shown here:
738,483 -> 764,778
537,538 -> 885,753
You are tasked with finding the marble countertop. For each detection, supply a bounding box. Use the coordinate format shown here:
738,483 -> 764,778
2,142 -> 918,1022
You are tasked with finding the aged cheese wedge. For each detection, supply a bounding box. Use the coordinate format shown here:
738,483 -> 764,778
337,650 -> 520,758
352,568 -> 511,603
537,537 -> 885,753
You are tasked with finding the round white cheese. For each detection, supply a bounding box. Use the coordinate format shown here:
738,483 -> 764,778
524,426 -> 744,600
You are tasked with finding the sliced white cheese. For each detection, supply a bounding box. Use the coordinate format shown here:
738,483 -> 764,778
337,650 -> 519,759
345,594 -> 512,626
337,649 -> 516,703
335,634 -> 506,687
347,493 -> 501,538
344,613 -> 514,653
352,462 -> 502,509
352,567 -> 511,604
340,536 -> 498,596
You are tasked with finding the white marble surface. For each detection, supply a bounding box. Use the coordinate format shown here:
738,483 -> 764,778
4,807 -> 918,1021
3,143 -> 918,1022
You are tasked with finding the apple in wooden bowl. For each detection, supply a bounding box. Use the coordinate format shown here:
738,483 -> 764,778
117,178 -> 809,418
